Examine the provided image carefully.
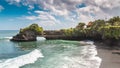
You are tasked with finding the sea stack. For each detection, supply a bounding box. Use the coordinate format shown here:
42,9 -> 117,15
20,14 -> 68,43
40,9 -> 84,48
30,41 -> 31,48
10,30 -> 37,42
10,23 -> 43,42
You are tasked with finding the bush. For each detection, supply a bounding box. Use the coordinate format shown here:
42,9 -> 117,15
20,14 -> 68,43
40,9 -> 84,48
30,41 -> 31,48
99,26 -> 120,39
20,23 -> 43,35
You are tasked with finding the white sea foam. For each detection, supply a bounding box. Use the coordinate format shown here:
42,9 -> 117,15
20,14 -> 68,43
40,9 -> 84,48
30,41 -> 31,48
0,37 -> 46,41
62,41 -> 102,68
4,37 -> 12,39
0,49 -> 44,68
80,41 -> 94,45
37,37 -> 46,41
0,37 -> 12,40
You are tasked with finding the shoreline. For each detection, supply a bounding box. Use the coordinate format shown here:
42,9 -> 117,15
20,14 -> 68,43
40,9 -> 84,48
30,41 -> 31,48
94,41 -> 120,68
2,35 -> 120,68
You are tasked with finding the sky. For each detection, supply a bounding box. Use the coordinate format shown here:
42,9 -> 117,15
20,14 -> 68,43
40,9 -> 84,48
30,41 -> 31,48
0,0 -> 120,30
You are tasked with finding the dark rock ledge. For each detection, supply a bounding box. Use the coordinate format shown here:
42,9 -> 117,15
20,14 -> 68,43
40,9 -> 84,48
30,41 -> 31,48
10,30 -> 37,42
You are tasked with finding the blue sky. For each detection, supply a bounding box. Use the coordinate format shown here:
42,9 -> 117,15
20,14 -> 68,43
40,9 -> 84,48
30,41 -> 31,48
0,0 -> 120,30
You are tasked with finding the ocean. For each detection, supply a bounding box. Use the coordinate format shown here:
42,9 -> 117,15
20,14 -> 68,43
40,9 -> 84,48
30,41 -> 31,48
0,30 -> 101,68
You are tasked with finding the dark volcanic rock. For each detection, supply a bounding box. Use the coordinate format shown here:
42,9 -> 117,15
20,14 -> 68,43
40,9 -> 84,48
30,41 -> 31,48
11,30 -> 37,42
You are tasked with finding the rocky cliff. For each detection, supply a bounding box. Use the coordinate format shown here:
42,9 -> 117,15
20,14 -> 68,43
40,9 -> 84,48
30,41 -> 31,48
11,30 -> 37,42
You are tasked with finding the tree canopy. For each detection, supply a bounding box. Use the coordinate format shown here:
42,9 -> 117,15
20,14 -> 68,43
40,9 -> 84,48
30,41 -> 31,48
20,23 -> 43,35
62,16 -> 120,40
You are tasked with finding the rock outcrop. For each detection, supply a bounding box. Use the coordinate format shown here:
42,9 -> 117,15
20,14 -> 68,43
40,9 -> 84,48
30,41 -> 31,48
10,30 -> 37,42
11,23 -> 43,42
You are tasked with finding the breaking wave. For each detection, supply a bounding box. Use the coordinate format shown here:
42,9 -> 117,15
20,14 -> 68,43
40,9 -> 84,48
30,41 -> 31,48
0,37 -> 46,41
45,41 -> 102,68
0,49 -> 44,68
22,41 -> 102,68
61,41 -> 102,68
37,37 -> 46,41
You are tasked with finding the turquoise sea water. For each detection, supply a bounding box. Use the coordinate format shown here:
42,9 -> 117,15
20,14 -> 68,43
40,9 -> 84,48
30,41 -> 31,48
0,30 -> 101,68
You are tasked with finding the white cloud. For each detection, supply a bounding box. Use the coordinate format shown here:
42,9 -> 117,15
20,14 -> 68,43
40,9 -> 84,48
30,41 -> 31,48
34,10 -> 59,23
0,5 -> 4,12
22,11 -> 61,29
77,5 -> 112,22
94,0 -> 120,9
6,0 -> 120,29
6,0 -> 20,3
15,0 -> 20,3
25,16 -> 37,20
6,0 -> 21,5
39,0 -> 82,16
28,5 -> 34,10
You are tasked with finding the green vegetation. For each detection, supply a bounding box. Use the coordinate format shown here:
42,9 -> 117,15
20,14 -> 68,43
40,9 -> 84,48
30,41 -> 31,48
62,16 -> 120,40
20,23 -> 43,35
99,26 -> 120,39
19,16 -> 120,40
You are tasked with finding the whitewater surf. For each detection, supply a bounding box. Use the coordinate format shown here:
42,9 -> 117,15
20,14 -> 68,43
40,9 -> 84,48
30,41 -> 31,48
0,30 -> 102,68
0,49 -> 44,68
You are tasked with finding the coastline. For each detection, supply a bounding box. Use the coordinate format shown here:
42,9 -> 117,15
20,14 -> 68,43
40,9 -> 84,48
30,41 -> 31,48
95,41 -> 120,68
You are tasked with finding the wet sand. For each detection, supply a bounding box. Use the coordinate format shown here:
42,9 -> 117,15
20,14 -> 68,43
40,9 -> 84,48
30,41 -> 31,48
95,42 -> 120,68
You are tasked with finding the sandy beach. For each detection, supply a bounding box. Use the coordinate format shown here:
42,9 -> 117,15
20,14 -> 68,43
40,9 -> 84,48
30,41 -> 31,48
95,42 -> 120,68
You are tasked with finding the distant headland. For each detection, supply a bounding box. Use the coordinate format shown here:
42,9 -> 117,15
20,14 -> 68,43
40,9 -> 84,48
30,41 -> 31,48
11,16 -> 120,45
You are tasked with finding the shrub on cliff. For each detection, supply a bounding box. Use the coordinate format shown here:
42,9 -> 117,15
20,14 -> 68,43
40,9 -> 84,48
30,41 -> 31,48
62,16 -> 120,40
99,26 -> 120,39
61,23 -> 89,37
61,28 -> 75,36
20,23 -> 43,35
